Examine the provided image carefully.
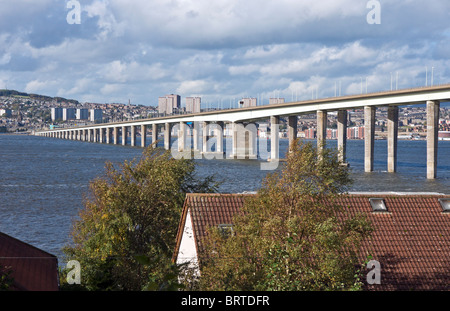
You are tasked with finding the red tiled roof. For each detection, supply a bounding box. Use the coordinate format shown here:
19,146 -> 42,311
174,193 -> 450,291
174,193 -> 247,264
0,232 -> 59,291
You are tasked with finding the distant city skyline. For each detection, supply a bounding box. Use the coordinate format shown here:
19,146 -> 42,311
1,1 -> 450,107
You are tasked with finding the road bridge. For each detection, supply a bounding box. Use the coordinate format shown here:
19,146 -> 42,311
35,85 -> 450,179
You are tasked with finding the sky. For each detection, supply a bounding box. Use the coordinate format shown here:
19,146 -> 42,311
0,0 -> 449,108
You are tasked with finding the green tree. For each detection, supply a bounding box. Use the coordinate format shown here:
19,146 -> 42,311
198,139 -> 372,291
62,146 -> 218,291
0,267 -> 14,291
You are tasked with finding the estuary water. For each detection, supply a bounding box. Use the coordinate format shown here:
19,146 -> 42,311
0,134 -> 448,260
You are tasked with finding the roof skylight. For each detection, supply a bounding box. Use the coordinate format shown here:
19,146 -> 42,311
369,198 -> 388,212
438,198 -> 450,213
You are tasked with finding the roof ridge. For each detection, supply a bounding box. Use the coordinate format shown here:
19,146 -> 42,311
186,192 -> 449,198
186,192 -> 256,197
0,231 -> 57,259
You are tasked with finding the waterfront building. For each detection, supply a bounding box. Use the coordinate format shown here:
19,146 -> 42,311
90,109 -> 103,123
301,128 -> 316,139
51,107 -> 63,121
76,108 -> 89,120
327,128 -> 337,139
63,108 -> 76,121
158,94 -> 181,115
186,97 -> 201,113
239,98 -> 257,108
0,108 -> 12,117
269,98 -> 285,105
347,126 -> 365,139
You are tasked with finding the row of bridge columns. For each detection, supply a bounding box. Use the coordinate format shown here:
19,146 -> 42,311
42,100 -> 440,179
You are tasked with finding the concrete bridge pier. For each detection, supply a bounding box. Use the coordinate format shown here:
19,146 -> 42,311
288,116 -> 297,152
105,128 -> 111,144
131,125 -> 137,147
427,100 -> 440,179
316,110 -> 327,154
99,128 -> 104,144
364,106 -> 376,172
93,129 -> 98,143
337,110 -> 348,163
113,127 -> 119,145
201,121 -> 226,157
216,121 -> 224,154
192,122 -> 200,154
178,121 -> 187,152
230,122 -> 239,158
202,121 -> 210,154
152,124 -> 158,146
164,122 -> 172,150
387,106 -> 399,173
122,126 -> 127,146
141,125 -> 147,148
229,122 -> 258,159
270,116 -> 280,161
247,123 -> 258,159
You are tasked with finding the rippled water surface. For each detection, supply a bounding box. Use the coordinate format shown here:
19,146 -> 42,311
0,134 -> 448,260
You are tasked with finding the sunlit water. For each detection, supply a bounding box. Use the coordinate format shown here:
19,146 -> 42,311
0,134 -> 448,260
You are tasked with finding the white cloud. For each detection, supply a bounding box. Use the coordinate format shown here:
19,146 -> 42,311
25,79 -> 59,94
0,0 -> 449,105
104,0 -> 372,48
100,83 -> 124,95
98,60 -> 169,84
84,0 -> 127,39
242,45 -> 289,60
0,53 -> 11,65
176,80 -> 209,95
59,78 -> 94,96
229,64 -> 260,76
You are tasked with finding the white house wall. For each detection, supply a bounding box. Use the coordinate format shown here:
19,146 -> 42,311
176,210 -> 200,276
